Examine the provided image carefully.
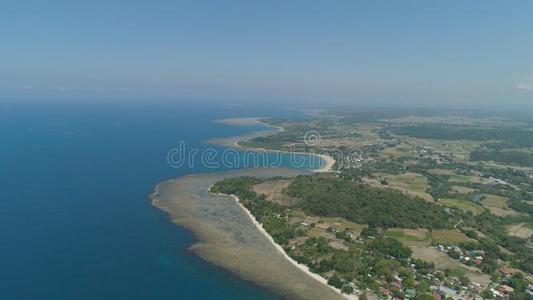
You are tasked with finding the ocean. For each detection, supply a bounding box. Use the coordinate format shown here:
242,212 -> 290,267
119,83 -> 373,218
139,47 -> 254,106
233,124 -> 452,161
0,100 -> 320,299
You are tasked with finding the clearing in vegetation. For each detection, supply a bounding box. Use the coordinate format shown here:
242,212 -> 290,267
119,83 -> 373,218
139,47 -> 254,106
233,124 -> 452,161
481,194 -> 518,216
431,229 -> 472,244
380,145 -> 415,159
410,246 -> 461,270
428,168 -> 457,176
448,174 -> 484,184
384,228 -> 430,246
440,198 -> 485,215
506,222 -> 533,239
252,179 -> 298,206
374,172 -> 434,202
451,185 -> 478,194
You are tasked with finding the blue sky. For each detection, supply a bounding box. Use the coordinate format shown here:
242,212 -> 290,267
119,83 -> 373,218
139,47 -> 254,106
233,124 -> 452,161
1,1 -> 533,107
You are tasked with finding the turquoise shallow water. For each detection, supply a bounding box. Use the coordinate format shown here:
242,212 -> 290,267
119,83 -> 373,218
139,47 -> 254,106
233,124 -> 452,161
0,101 -> 320,299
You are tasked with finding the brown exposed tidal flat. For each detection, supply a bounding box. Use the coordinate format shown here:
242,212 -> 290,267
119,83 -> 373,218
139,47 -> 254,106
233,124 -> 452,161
150,168 -> 344,300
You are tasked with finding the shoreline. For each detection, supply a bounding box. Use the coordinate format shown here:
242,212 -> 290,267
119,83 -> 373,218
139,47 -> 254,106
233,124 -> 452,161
215,117 -> 336,173
150,168 -> 346,300
233,140 -> 336,173
218,191 -> 357,300
150,117 -> 342,299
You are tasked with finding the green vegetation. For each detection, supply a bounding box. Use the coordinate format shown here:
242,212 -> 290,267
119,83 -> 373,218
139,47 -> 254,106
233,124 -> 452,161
439,198 -> 485,215
212,175 -> 437,297
470,149 -> 533,166
389,124 -> 533,147
286,175 -> 454,229
216,109 -> 533,298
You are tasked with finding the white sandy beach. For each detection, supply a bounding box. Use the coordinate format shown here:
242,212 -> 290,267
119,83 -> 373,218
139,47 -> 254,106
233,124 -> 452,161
225,117 -> 336,173
224,193 -> 358,300
222,118 -> 336,173
206,117 -> 345,296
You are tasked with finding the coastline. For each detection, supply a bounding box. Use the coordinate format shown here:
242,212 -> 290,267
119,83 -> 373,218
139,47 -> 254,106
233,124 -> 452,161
150,116 -> 343,299
150,168 -> 346,300
206,116 -> 345,296
222,192 -> 357,300
208,118 -> 346,297
213,117 -> 336,173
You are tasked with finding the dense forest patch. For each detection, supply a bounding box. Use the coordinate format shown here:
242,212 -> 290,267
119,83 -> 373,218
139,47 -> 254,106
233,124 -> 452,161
285,175 -> 455,229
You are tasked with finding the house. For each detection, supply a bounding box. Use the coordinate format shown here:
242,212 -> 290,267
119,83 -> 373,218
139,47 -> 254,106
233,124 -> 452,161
499,268 -> 512,276
316,223 -> 330,230
498,285 -> 514,294
526,284 -> 533,296
391,281 -> 402,289
404,288 -> 416,298
490,288 -> 503,298
438,286 -> 459,299
381,288 -> 392,296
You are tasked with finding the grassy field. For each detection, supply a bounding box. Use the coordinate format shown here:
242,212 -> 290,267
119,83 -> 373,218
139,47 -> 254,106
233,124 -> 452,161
431,229 -> 472,244
428,168 -> 457,176
440,198 -> 485,215
306,227 -> 335,239
451,185 -> 478,194
410,246 -> 461,269
384,228 -> 431,246
375,172 -> 434,202
410,246 -> 491,287
253,180 -> 298,206
448,174 -> 484,184
304,217 -> 367,239
380,145 -> 416,159
481,194 -> 518,216
506,222 -> 533,239
319,217 -> 367,234
403,137 -> 482,161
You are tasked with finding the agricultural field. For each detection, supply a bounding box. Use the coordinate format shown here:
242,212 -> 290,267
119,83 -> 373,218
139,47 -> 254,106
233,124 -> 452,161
448,174 -> 484,184
305,217 -> 367,240
384,227 -> 472,245
380,145 -> 415,159
305,227 -> 336,239
403,137 -> 483,161
374,172 -> 434,202
481,194 -> 518,216
440,198 -> 485,215
450,185 -> 478,194
252,179 -> 298,206
431,229 -> 472,244
410,246 -> 490,286
410,246 -> 461,270
319,217 -> 367,233
384,228 -> 430,246
506,222 -> 533,239
428,168 -> 457,176
220,111 -> 533,298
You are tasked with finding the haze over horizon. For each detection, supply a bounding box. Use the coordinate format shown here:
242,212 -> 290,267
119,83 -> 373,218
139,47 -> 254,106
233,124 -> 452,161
1,1 -> 533,108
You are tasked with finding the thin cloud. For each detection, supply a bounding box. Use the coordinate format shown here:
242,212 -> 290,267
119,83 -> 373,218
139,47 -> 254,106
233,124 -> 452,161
516,77 -> 533,91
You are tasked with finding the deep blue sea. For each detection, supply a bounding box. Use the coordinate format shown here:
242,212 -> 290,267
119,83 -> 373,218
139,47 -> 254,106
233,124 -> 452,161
0,100 -> 320,299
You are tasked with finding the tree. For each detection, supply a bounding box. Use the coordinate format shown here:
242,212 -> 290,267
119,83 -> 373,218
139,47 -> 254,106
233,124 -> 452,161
328,275 -> 343,289
481,289 -> 494,299
341,285 -> 354,294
